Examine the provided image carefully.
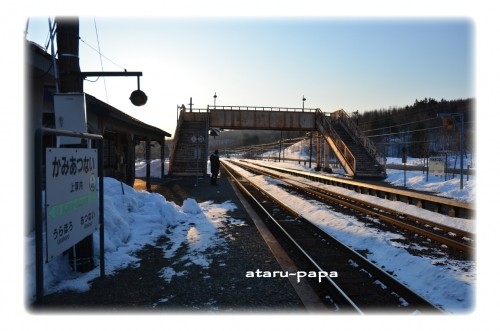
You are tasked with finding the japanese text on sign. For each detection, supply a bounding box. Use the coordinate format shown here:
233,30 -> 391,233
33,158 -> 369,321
45,148 -> 99,261
50,154 -> 95,178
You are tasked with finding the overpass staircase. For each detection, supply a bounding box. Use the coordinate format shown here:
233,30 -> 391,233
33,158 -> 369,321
168,105 -> 386,178
168,107 -> 209,176
316,109 -> 386,178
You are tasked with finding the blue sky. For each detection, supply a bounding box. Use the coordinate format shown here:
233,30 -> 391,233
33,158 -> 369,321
5,2 -> 500,328
25,16 -> 473,135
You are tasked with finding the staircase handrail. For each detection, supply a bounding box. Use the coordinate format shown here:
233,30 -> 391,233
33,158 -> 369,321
315,108 -> 356,173
168,105 -> 186,173
208,105 -> 317,112
332,109 -> 386,170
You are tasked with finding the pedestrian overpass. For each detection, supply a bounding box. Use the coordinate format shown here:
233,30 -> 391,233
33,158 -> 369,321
168,105 -> 386,178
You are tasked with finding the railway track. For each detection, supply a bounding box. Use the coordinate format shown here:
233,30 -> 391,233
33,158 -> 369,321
222,160 -> 444,314
243,159 -> 474,220
228,159 -> 475,256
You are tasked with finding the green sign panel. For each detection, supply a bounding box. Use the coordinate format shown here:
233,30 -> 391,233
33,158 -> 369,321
45,148 -> 99,261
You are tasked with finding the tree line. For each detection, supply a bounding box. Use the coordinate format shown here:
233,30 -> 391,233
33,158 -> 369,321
170,97 -> 475,162
354,98 -> 475,159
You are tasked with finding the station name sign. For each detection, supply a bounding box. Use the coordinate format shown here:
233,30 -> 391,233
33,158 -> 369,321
45,148 -> 99,261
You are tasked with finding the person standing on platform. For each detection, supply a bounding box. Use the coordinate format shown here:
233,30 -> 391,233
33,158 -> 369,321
210,149 -> 220,185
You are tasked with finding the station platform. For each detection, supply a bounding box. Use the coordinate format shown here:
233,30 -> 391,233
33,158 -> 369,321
39,171 -> 312,312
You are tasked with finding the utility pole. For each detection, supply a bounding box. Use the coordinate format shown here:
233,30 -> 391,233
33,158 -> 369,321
279,131 -> 282,162
56,17 -> 83,93
438,112 -> 465,190
309,132 -> 312,168
55,16 -> 95,272
316,133 -> 321,169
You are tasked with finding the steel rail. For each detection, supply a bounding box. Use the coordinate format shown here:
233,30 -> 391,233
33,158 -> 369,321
234,160 -> 474,254
242,160 -> 474,219
222,162 -> 363,314
283,177 -> 474,254
222,160 -> 443,313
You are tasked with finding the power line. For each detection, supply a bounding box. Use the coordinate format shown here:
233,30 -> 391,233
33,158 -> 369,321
356,100 -> 467,128
227,136 -> 308,154
93,17 -> 108,103
362,117 -> 437,133
366,120 -> 475,139
366,125 -> 444,139
79,37 -> 127,71
377,139 -> 455,146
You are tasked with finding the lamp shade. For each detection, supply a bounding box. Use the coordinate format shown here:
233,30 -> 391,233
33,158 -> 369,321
130,89 -> 148,106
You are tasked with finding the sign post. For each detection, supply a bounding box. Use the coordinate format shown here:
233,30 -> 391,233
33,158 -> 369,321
402,147 -> 407,187
438,112 -> 465,189
35,128 -> 104,305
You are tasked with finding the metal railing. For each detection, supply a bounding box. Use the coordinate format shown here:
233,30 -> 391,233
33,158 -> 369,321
315,109 -> 356,175
208,105 -> 318,112
332,109 -> 386,171
169,106 -> 187,172
177,105 -> 318,113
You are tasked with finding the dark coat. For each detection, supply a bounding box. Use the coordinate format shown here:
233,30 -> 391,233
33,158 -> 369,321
210,153 -> 220,172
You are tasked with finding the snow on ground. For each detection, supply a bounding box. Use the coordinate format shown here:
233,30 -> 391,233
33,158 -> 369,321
26,150 -> 477,314
262,149 -> 477,210
135,159 -> 169,178
25,176 -> 244,302
386,168 -> 475,203
224,160 -> 475,313
245,159 -> 474,234
259,146 -> 475,204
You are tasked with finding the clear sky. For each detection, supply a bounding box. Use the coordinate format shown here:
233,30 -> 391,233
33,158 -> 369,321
4,1 -> 500,328
25,16 -> 473,135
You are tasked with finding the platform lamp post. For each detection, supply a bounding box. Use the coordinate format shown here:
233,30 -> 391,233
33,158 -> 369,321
303,96 -> 313,168
214,92 -> 217,108
438,112 -> 465,190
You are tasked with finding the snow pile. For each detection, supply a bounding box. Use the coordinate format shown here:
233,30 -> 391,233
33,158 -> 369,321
134,159 -> 169,178
385,168 -> 475,203
25,154 -> 477,313
247,156 -> 475,204
25,177 -> 239,302
223,161 -> 476,313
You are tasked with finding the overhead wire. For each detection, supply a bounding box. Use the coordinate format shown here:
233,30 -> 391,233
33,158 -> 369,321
226,135 -> 309,155
366,125 -> 444,139
357,99 -> 471,131
362,117 -> 438,133
93,17 -> 108,103
78,18 -> 131,100
79,38 -> 127,71
44,18 -> 54,52
365,120 -> 475,139
356,103 -> 441,127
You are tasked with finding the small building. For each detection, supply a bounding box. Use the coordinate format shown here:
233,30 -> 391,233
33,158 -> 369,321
26,40 -> 170,189
26,39 -> 171,237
